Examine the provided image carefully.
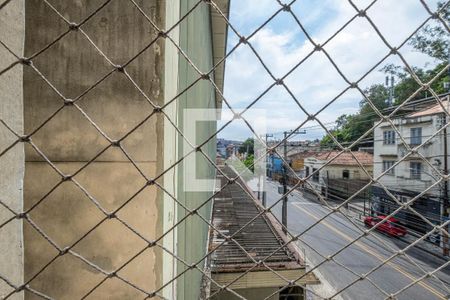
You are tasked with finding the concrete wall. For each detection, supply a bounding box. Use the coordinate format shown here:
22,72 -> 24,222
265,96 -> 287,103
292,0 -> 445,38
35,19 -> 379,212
319,165 -> 372,180
176,1 -> 217,299
213,287 -> 303,300
305,159 -> 373,194
23,1 -> 165,298
0,1 -> 25,299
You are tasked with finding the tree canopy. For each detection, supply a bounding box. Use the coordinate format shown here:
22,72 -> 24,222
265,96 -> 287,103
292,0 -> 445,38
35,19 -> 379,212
238,138 -> 254,155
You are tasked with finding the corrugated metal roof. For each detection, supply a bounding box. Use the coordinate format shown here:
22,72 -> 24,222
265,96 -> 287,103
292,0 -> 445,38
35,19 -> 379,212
209,166 -> 302,273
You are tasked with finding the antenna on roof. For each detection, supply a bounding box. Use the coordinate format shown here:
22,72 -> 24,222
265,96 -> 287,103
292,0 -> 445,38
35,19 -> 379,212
385,75 -> 395,107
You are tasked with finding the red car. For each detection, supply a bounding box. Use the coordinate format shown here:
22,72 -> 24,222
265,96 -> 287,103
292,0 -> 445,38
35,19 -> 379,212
364,216 -> 407,237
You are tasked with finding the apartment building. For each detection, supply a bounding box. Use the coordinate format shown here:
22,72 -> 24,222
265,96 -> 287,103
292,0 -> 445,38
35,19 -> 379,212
372,96 -> 450,234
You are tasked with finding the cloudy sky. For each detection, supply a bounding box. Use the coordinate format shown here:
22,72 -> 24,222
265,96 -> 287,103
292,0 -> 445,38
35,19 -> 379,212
217,0 -> 442,141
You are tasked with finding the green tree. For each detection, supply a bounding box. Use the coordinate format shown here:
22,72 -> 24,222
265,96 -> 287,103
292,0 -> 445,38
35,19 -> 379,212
409,1 -> 449,61
321,1 -> 450,148
381,63 -> 449,105
238,138 -> 254,155
321,84 -> 388,148
243,154 -> 254,172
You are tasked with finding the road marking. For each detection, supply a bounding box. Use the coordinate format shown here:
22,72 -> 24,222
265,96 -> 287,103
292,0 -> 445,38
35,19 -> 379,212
292,201 -> 320,206
292,202 -> 446,300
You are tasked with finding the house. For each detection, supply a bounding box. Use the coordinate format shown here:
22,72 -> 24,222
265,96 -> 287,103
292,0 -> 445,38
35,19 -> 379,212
267,154 -> 284,179
0,1 -> 229,299
372,96 -> 450,235
217,139 -> 227,157
208,165 -> 319,299
304,151 -> 373,201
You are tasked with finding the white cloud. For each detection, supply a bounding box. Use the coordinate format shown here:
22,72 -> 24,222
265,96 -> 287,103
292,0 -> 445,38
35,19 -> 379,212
220,0 -> 441,141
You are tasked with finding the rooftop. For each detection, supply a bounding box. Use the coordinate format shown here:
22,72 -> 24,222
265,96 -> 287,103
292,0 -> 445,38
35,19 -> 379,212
209,166 -> 303,273
307,151 -> 373,166
407,98 -> 450,118
288,151 -> 318,160
211,0 -> 230,111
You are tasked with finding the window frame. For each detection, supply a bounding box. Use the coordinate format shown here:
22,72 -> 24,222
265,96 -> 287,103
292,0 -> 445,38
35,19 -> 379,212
383,130 -> 396,145
382,160 -> 395,175
312,168 -> 319,182
342,169 -> 350,179
279,286 -> 303,300
410,127 -> 422,146
410,161 -> 422,180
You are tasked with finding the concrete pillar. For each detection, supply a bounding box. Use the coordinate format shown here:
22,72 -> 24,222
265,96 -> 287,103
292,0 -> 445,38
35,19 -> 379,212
0,1 -> 25,299
22,1 -> 165,298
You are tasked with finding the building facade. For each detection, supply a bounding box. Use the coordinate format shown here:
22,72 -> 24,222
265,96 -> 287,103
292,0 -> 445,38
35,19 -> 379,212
372,96 -> 450,235
304,151 -> 373,202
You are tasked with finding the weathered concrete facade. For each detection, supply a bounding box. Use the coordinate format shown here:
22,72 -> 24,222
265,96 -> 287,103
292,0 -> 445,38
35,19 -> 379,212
1,0 -> 228,298
23,1 -> 165,298
0,1 -> 25,299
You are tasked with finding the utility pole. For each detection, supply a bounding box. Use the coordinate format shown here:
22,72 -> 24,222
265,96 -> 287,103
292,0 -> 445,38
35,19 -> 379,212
262,133 -> 273,207
443,97 -> 449,256
282,130 -> 306,233
443,60 -> 450,256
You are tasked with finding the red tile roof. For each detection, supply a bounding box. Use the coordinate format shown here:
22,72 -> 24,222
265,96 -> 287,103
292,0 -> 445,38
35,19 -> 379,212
308,151 -> 373,166
288,151 -> 317,159
408,99 -> 449,118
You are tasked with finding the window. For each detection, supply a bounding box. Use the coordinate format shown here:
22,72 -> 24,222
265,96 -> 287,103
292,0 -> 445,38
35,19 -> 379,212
312,168 -> 319,182
305,166 -> 310,177
382,160 -> 395,175
383,130 -> 395,144
410,162 -> 422,179
279,286 -> 303,300
410,127 -> 422,145
342,169 -> 350,179
436,115 -> 445,129
398,195 -> 410,204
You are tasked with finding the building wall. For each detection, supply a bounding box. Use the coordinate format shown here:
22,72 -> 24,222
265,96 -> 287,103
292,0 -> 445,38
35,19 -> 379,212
374,114 -> 448,196
270,155 -> 284,173
373,112 -> 450,232
176,1 -> 218,299
318,165 -> 372,180
291,158 -> 304,172
213,287 -> 283,300
304,158 -> 372,195
23,1 -> 165,298
0,1 -> 25,299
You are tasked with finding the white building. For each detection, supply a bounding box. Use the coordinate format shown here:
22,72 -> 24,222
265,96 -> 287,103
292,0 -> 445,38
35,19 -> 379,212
304,151 -> 373,199
372,96 -> 450,234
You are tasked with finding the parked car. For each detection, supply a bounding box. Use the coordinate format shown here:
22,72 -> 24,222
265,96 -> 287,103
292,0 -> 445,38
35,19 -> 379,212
364,215 -> 407,237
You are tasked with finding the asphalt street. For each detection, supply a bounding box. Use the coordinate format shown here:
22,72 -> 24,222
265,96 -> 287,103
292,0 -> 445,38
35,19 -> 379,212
262,179 -> 450,300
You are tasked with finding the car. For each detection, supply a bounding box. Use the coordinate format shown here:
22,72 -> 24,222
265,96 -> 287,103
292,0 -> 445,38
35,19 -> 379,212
364,215 -> 407,237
